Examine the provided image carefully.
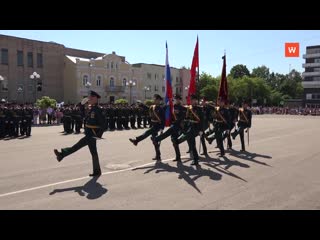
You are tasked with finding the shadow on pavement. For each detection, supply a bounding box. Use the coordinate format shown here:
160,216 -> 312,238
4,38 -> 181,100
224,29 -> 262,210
132,161 -> 223,194
49,176 -> 108,200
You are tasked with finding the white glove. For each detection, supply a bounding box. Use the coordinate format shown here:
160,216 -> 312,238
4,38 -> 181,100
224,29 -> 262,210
160,130 -> 163,135
199,131 -> 203,136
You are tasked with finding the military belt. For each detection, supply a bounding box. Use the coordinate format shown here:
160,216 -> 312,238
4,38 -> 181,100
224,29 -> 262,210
85,124 -> 100,129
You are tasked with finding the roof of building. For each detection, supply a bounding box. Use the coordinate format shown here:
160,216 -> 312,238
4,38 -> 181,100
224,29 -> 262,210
132,63 -> 180,70
66,55 -> 90,63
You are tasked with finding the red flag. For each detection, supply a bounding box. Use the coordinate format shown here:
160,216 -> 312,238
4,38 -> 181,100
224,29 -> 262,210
187,37 -> 199,104
217,54 -> 228,104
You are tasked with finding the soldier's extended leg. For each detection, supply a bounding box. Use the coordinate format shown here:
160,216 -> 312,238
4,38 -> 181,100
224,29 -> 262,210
216,129 -> 225,157
171,130 -> 181,162
239,129 -> 246,151
26,119 -> 32,136
88,138 -> 101,176
227,130 -> 232,149
154,126 -> 174,143
129,126 -> 157,146
54,136 -> 90,161
188,132 -> 199,166
200,134 -> 208,155
151,131 -> 161,161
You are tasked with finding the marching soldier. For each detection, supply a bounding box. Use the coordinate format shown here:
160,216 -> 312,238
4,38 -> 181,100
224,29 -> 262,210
129,94 -> 165,161
153,94 -> 187,162
54,91 -> 105,177
199,98 -> 209,156
223,102 -> 238,150
175,94 -> 202,166
231,100 -> 252,152
206,98 -> 230,157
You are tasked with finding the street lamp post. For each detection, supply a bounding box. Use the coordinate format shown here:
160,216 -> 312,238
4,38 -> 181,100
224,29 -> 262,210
126,80 -> 136,105
144,86 -> 150,100
30,72 -> 40,103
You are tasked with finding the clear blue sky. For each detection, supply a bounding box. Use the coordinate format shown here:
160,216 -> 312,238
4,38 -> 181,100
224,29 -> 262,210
1,30 -> 320,76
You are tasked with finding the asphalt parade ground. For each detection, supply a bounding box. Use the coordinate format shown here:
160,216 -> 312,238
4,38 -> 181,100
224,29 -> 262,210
0,115 -> 320,209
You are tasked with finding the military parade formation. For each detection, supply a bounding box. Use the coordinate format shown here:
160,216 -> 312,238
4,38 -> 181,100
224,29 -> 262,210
52,90 -> 253,177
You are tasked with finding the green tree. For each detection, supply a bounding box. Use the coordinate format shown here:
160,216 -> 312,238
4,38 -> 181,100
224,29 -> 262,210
229,64 -> 250,79
36,96 -> 57,109
115,98 -> 128,105
251,65 -> 270,81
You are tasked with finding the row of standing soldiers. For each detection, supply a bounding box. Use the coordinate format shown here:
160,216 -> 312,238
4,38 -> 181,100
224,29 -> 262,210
129,94 -> 252,166
0,104 -> 33,139
60,103 -> 152,134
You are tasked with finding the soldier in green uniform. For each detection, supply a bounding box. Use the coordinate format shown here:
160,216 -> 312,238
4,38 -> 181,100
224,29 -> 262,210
231,100 -> 252,152
222,102 -> 238,150
153,94 -> 187,162
54,91 -> 105,177
175,94 -> 202,166
206,98 -> 230,157
129,94 -> 165,161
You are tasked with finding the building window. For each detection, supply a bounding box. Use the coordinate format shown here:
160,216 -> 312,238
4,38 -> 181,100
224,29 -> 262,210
162,74 -> 165,80
123,78 -> 127,86
162,86 -> 165,93
110,77 -> 115,87
176,87 -> 179,94
106,62 -> 109,69
147,73 -> 151,79
111,62 -> 114,69
154,85 -> 158,91
180,77 -> 182,83
116,63 -> 118,69
314,68 -> 320,72
315,59 -> 320,63
27,52 -> 33,67
83,75 -> 88,86
176,77 -> 179,82
96,76 -> 101,86
17,50 -> 24,66
1,48 -> 8,65
155,74 -> 157,80
37,53 -> 43,68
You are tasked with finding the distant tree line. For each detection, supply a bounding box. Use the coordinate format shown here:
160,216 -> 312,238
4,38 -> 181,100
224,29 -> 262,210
198,64 -> 303,106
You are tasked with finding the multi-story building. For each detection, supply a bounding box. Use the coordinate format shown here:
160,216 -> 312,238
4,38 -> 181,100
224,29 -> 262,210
302,45 -> 320,107
0,34 -> 104,103
132,63 -> 190,103
0,34 -> 191,104
64,52 -> 143,104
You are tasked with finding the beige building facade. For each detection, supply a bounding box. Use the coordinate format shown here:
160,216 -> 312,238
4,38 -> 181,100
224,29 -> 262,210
0,34 -> 191,104
0,34 -> 104,103
132,63 -> 190,103
64,52 -> 143,104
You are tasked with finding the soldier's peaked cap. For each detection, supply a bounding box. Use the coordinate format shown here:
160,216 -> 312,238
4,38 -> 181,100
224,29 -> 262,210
154,94 -> 163,100
89,90 -> 101,99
